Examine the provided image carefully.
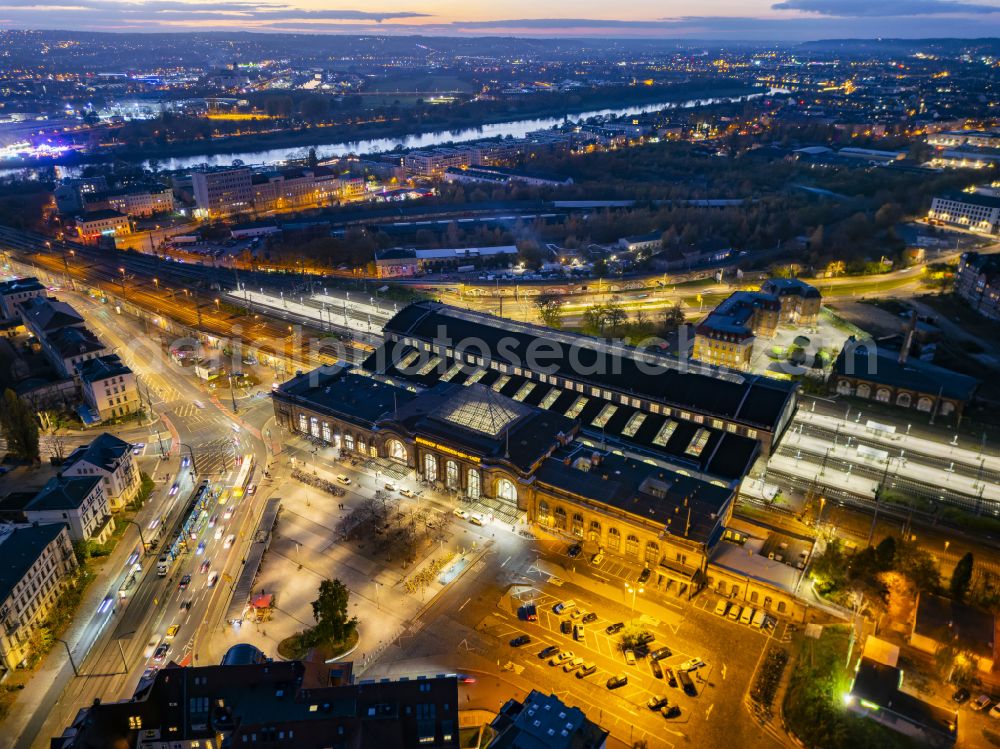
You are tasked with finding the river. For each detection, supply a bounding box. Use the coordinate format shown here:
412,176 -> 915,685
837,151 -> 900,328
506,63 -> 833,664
2,88 -> 787,179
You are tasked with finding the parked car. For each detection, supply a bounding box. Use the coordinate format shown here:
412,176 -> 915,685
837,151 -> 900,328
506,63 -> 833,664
606,674 -> 628,690
549,651 -> 574,666
570,608 -> 585,620
664,666 -> 678,688
563,657 -> 585,673
624,649 -> 637,666
647,695 -> 669,711
573,624 -> 585,641
678,669 -> 697,696
553,600 -> 576,614
661,704 -> 682,719
605,622 -> 625,635
591,549 -> 605,565
510,635 -> 531,647
560,620 -> 573,635
581,612 -> 597,624
649,646 -> 673,661
577,662 -> 597,678
638,567 -> 651,584
680,657 -> 706,672
518,603 -> 538,621
636,631 -> 655,646
740,607 -> 755,626
650,659 -> 663,679
953,688 -> 971,704
538,646 -> 559,659
972,695 -> 992,712
991,703 -> 1000,719
567,543 -> 582,558
727,605 -> 741,621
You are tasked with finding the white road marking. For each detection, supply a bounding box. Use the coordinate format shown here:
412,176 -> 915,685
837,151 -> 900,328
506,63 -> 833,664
458,597 -> 472,612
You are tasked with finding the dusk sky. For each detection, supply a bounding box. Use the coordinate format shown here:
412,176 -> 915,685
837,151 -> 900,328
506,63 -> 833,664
1,0 -> 999,38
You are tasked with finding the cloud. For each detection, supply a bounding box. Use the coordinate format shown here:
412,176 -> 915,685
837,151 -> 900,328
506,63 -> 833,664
771,0 -> 1000,16
451,18 -> 679,29
0,1 -> 429,21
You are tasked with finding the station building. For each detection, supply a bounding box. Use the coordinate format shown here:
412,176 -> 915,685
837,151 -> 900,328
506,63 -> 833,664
274,303 -> 813,616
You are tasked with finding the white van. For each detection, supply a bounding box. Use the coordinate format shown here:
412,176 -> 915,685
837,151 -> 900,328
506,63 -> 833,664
751,610 -> 767,629
740,607 -> 755,626
336,474 -> 352,485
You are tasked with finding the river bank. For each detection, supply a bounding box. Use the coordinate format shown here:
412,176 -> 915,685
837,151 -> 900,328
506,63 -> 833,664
0,84 -> 766,177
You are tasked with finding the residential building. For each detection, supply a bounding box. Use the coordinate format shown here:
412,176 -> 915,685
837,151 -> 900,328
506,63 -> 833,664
53,176 -> 108,215
928,129 -> 1000,149
955,251 -> 1000,320
832,337 -> 979,423
909,592 -> 997,674
76,354 -> 138,423
22,476 -> 114,542
489,690 -> 608,748
52,662 -> 460,749
62,433 -> 142,511
45,326 -> 111,378
19,296 -> 109,377
19,296 -> 85,340
617,231 -> 663,253
250,166 -> 343,213
74,209 -> 132,244
759,278 -> 822,324
0,276 -> 45,322
191,167 -> 254,218
928,193 -> 1000,234
929,147 -> 1000,169
0,523 -> 78,673
692,291 -> 781,371
403,148 -> 474,178
82,183 -> 175,218
693,280 -> 821,370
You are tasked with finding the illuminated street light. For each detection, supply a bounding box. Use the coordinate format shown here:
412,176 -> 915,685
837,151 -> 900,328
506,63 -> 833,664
625,583 -> 644,617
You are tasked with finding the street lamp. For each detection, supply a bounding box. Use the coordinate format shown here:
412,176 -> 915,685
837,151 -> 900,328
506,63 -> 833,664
816,496 -> 826,532
118,266 -> 127,299
153,277 -> 159,290
625,583 -> 643,617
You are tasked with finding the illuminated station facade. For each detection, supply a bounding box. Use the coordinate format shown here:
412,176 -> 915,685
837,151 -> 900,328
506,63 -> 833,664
274,302 -> 806,615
